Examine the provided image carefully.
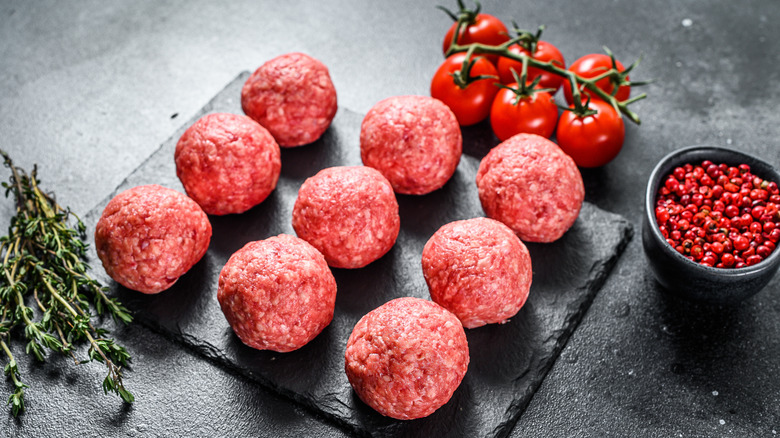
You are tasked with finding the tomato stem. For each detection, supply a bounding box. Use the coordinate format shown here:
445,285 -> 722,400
495,58 -> 554,106
438,0 -> 480,28
510,22 -> 544,55
438,0 -> 481,56
449,44 -> 499,89
560,94 -> 598,118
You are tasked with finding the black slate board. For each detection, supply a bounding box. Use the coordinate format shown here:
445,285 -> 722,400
84,72 -> 632,438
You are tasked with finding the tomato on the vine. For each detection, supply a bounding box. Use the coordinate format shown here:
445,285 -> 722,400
430,52 -> 500,126
490,84 -> 558,141
556,98 -> 625,168
497,41 -> 566,91
562,53 -> 630,105
442,13 -> 509,64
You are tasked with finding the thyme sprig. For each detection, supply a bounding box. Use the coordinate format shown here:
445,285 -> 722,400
0,150 -> 133,417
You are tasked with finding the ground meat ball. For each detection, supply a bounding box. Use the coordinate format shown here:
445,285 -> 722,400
476,133 -> 584,242
94,185 -> 212,294
292,166 -> 400,269
344,297 -> 469,420
360,95 -> 462,195
174,112 -> 281,215
217,234 -> 337,353
422,217 -> 533,328
241,52 -> 338,147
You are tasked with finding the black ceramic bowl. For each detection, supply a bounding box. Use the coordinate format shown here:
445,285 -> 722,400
642,146 -> 780,304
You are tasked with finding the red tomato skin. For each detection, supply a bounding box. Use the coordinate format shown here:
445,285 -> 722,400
430,53 -> 500,126
497,42 -> 566,91
556,99 -> 625,168
442,14 -> 509,64
562,54 -> 630,105
490,86 -> 558,141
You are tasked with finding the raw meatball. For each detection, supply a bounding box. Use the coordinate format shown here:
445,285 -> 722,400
94,185 -> 212,294
422,217 -> 533,328
217,234 -> 337,353
344,297 -> 469,420
175,112 -> 281,215
360,95 -> 462,195
292,166 -> 400,269
241,52 -> 338,147
476,133 -> 584,242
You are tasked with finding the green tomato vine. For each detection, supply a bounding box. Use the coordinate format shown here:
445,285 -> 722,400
441,0 -> 648,123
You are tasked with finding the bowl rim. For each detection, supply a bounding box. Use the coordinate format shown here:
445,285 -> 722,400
644,145 -> 780,278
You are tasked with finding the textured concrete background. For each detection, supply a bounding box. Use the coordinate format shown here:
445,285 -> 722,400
1,0 -> 779,436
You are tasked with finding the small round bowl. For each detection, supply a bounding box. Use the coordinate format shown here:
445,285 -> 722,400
642,146 -> 780,305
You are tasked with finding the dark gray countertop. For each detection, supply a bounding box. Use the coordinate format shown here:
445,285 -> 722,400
1,0 -> 778,437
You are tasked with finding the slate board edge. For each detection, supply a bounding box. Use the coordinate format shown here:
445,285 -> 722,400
81,72 -> 637,438
492,218 -> 635,438
83,70 -> 253,221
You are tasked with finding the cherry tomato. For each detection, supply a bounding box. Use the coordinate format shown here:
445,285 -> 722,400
556,99 -> 625,168
497,41 -> 566,91
430,52 -> 500,126
562,54 -> 630,105
490,85 -> 558,141
442,13 -> 509,64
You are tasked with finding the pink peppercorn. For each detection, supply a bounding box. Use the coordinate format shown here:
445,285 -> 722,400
656,160 -> 780,269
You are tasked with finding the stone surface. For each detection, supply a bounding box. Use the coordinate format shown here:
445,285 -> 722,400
82,74 -> 631,437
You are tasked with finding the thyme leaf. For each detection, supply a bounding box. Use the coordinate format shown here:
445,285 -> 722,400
0,150 -> 133,416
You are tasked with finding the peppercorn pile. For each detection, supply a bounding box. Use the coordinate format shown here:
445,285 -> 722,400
655,160 -> 780,268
